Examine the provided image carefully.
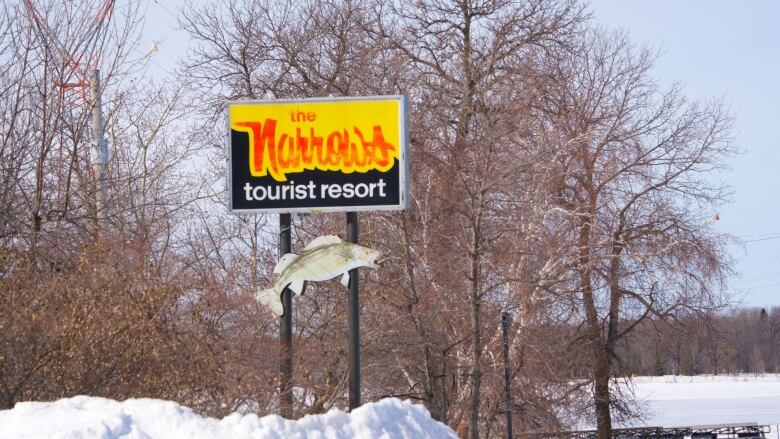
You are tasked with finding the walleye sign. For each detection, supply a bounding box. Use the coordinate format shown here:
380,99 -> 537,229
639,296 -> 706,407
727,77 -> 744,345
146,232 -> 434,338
256,234 -> 382,317
227,96 -> 409,213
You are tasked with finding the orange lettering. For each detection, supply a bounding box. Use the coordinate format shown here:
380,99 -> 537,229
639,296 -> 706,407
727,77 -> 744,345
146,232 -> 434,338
234,118 -> 398,181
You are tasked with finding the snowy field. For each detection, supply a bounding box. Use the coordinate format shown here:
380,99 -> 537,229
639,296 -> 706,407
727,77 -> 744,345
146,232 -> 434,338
632,374 -> 780,427
0,397 -> 457,439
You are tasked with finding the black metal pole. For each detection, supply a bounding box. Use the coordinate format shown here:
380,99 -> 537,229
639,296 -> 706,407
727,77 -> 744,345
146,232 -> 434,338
279,213 -> 293,418
346,211 -> 361,410
501,312 -> 513,439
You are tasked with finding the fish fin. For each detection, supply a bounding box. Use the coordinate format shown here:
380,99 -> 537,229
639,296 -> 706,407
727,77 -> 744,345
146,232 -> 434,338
255,288 -> 284,317
340,271 -> 350,287
288,280 -> 305,295
274,253 -> 299,274
303,235 -> 342,252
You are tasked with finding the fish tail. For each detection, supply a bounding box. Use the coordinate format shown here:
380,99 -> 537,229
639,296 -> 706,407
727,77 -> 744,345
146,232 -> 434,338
255,287 -> 284,317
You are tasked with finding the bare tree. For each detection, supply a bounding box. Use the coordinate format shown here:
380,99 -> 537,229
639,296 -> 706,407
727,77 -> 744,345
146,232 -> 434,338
180,1 -> 593,435
375,1 -> 584,436
0,0 -> 220,410
532,28 -> 735,437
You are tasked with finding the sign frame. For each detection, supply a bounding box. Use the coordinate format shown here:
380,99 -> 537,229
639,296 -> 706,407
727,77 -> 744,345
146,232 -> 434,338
225,95 -> 409,215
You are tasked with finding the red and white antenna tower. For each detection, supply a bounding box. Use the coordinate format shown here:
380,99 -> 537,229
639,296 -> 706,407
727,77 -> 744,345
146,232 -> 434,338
22,0 -> 116,223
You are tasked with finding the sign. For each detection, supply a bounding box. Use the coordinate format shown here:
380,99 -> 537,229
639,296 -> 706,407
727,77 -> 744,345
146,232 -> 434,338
227,96 -> 409,214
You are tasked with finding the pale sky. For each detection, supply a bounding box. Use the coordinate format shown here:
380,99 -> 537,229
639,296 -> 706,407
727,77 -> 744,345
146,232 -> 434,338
139,0 -> 780,307
588,1 -> 780,307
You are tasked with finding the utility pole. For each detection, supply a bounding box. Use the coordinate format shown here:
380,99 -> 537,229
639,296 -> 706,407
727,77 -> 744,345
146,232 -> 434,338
22,1 -> 115,225
279,213 -> 293,418
346,211 -> 360,410
90,69 -> 108,224
501,312 -> 513,439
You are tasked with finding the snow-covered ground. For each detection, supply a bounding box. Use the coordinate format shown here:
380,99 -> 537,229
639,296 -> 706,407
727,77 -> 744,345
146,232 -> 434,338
0,396 -> 457,439
632,374 -> 780,427
3,375 -> 780,438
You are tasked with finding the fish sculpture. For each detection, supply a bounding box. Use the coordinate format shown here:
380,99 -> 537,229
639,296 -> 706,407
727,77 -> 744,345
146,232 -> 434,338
256,235 -> 382,317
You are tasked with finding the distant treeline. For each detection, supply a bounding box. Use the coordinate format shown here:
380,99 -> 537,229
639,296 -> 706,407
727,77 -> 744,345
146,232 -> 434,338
615,307 -> 780,376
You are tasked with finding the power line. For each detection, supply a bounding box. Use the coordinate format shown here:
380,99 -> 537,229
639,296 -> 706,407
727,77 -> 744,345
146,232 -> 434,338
742,268 -> 780,283
742,252 -> 780,272
733,234 -> 780,244
740,281 -> 780,291
151,0 -> 177,20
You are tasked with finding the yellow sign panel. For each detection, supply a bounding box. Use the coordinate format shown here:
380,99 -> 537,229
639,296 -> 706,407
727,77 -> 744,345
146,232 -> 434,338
230,100 -> 401,182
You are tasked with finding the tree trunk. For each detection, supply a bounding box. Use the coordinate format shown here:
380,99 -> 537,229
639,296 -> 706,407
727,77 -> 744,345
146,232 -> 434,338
468,226 -> 482,439
578,208 -> 613,439
469,293 -> 482,439
424,338 -> 445,422
594,349 -> 612,439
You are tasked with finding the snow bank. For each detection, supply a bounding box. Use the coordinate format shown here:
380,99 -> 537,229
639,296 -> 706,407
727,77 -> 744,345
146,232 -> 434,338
0,396 -> 457,439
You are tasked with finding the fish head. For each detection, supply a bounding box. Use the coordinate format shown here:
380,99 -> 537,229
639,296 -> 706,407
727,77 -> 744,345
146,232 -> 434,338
352,245 -> 382,269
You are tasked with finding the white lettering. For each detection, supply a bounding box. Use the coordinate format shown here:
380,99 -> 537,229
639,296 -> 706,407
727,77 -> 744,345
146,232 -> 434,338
342,183 -> 355,198
308,181 -> 317,199
328,184 -> 342,198
354,183 -> 369,198
252,185 -> 266,200
241,179 -> 390,203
